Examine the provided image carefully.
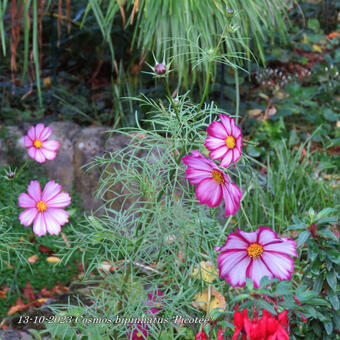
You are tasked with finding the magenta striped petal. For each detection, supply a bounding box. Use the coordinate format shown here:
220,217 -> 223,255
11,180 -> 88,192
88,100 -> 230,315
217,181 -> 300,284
263,240 -> 298,257
27,180 -> 41,201
47,208 -> 69,225
35,124 -> 45,140
19,208 -> 38,226
261,252 -> 295,281
42,140 -> 59,151
204,136 -> 226,150
27,126 -> 35,140
33,212 -> 47,236
246,257 -> 274,288
210,146 -> 229,159
195,178 -> 223,207
44,210 -> 62,235
46,192 -> 71,208
40,148 -> 57,161
185,168 -> 211,185
206,121 -> 228,139
42,181 -> 61,202
24,136 -> 33,147
219,114 -> 232,135
222,182 -> 241,216
18,193 -> 36,208
220,150 -> 233,167
39,126 -> 52,141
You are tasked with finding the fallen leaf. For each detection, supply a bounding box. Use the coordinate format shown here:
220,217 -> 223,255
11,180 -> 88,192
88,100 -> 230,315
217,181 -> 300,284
191,261 -> 219,283
193,288 -> 226,315
8,298 -> 26,316
47,256 -> 61,263
23,281 -> 36,301
312,44 -> 323,53
28,254 -> 39,263
39,245 -> 54,255
327,31 -> 340,40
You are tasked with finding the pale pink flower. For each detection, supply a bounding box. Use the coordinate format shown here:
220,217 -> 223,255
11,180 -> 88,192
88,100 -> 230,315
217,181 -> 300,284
24,124 -> 60,163
182,150 -> 242,217
18,180 -> 71,236
216,226 -> 297,288
205,114 -> 242,168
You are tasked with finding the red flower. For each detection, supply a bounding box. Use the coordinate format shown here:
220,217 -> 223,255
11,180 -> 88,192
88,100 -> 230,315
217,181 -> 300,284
232,307 -> 247,340
217,327 -> 224,340
232,308 -> 289,340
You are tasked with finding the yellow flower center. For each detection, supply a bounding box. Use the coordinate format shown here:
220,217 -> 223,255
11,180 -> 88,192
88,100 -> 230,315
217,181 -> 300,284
247,243 -> 263,259
136,332 -> 142,338
34,139 -> 43,148
225,136 -> 236,149
36,201 -> 47,212
211,170 -> 225,184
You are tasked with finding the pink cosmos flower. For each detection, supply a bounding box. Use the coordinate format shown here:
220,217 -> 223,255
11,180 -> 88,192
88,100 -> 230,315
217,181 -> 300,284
127,324 -> 149,340
182,150 -> 242,217
145,291 -> 164,314
24,123 -> 60,163
216,226 -> 297,288
18,180 -> 71,236
205,114 -> 242,168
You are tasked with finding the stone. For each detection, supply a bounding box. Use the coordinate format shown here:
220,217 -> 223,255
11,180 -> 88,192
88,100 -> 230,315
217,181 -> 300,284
73,126 -> 108,211
0,330 -> 32,340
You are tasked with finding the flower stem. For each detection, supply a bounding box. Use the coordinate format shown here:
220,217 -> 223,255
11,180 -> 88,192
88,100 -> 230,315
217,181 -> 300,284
234,69 -> 240,124
197,61 -> 213,113
15,159 -> 29,179
165,76 -> 180,121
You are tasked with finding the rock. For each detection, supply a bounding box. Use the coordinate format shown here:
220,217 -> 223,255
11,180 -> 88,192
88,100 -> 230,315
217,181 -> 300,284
73,126 -> 108,211
0,330 -> 32,340
42,122 -> 80,192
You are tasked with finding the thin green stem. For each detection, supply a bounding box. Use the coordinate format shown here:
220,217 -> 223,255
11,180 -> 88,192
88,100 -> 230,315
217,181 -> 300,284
15,159 -> 29,179
235,68 -> 240,124
165,77 -> 180,121
197,61 -> 213,112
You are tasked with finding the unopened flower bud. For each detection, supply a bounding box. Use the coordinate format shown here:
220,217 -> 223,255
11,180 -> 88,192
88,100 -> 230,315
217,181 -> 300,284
155,63 -> 166,75
7,171 -> 15,179
226,8 -> 234,17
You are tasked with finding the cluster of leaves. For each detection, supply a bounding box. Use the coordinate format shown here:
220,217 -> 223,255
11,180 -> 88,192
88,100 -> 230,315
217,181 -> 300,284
288,208 -> 339,338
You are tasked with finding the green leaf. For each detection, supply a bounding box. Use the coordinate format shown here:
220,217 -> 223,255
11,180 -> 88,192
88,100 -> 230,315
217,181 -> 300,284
318,229 -> 339,242
316,208 -> 337,220
328,288 -> 339,310
297,231 -> 310,247
323,321 -> 333,335
256,299 -> 277,315
326,270 -> 337,291
231,294 -> 250,303
307,18 -> 320,33
323,108 -> 339,122
313,274 -> 324,294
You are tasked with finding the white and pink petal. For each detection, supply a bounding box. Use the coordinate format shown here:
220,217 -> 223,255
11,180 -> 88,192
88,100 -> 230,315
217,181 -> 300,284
39,126 -> 52,141
47,208 -> 69,225
246,257 -> 274,288
42,181 -> 62,202
261,252 -> 295,281
219,114 -> 232,135
207,121 -> 228,139
33,212 -> 47,236
24,136 -> 33,147
27,180 -> 41,201
18,193 -> 37,208
42,140 -> 59,151
210,146 -> 228,160
46,192 -> 71,208
19,208 -> 38,226
44,210 -> 62,235
204,136 -> 225,150
263,239 -> 297,258
195,178 -> 222,207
